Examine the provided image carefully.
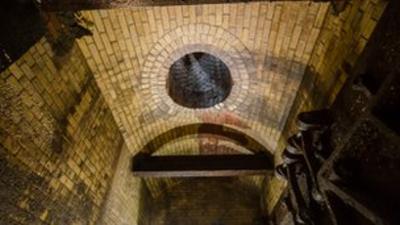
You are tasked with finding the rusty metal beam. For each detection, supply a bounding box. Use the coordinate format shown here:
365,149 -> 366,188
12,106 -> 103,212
40,0 -> 334,11
132,153 -> 273,177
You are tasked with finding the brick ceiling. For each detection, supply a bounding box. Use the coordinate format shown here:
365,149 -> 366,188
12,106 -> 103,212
76,2 -> 329,155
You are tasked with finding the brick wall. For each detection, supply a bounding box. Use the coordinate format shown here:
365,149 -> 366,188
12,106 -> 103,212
99,145 -> 266,225
148,178 -> 264,225
73,2 -> 330,218
99,143 -> 266,225
0,1 -> 388,222
98,145 -> 147,225
285,0 -> 387,119
0,37 -> 123,225
76,2 -> 329,155
267,0 -> 388,214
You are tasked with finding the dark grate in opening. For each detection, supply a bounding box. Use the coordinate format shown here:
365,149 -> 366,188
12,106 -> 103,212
167,52 -> 232,108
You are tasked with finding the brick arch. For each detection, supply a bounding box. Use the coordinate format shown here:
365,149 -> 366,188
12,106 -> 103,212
131,24 -> 273,155
140,123 -> 273,159
153,134 -> 254,156
76,3 -> 331,163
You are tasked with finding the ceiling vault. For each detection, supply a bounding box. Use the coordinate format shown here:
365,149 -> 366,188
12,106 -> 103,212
69,2 -> 329,155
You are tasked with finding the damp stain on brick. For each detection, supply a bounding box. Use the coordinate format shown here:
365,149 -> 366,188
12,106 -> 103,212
0,147 -> 97,225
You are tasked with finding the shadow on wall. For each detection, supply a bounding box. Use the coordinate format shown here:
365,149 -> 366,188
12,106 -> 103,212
42,11 -> 93,69
280,64 -> 335,138
140,123 -> 272,156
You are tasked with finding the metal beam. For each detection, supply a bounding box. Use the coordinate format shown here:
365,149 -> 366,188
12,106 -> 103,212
40,0 -> 333,11
132,154 -> 273,177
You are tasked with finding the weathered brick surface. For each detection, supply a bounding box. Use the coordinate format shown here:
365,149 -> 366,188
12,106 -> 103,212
99,144 -> 266,225
268,0 -> 388,214
0,38 -> 123,225
281,0 -> 387,146
74,3 -> 330,220
104,175 -> 266,225
148,178 -> 264,225
0,1 -> 388,222
77,2 -> 329,156
98,145 -> 145,225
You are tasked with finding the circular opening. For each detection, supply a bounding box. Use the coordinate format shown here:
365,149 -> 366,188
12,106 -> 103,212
167,52 -> 232,108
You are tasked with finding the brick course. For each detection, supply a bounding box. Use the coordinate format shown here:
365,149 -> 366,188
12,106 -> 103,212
0,38 -> 123,225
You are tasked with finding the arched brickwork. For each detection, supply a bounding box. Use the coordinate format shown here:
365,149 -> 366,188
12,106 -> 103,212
138,123 -> 271,154
153,135 -> 254,156
140,23 -> 254,115
77,2 -> 330,156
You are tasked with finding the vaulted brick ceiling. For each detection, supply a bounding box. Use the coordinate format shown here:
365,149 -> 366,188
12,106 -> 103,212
76,2 -> 329,154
